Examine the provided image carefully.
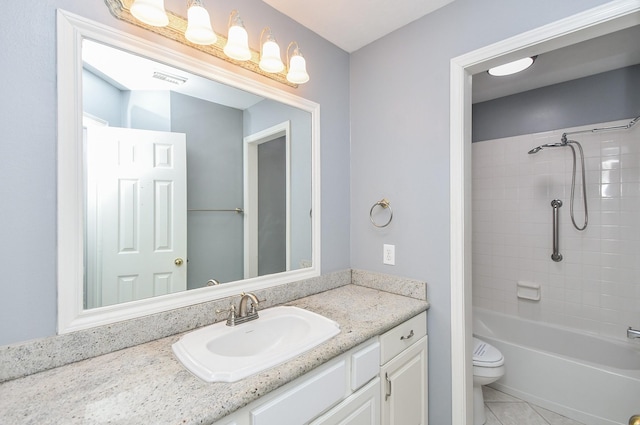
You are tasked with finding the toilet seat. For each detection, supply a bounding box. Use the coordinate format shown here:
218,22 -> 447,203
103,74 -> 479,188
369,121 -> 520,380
472,337 -> 504,368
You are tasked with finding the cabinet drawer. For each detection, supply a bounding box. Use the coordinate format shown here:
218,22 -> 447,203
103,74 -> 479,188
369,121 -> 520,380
251,360 -> 346,425
379,312 -> 427,365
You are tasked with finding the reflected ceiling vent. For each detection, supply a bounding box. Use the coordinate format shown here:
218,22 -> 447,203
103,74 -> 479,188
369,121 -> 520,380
152,71 -> 188,85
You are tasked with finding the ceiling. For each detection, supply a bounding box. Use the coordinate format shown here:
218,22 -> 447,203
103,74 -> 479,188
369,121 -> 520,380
472,24 -> 640,103
260,0 -> 455,53
83,40 -> 265,110
262,1 -> 640,103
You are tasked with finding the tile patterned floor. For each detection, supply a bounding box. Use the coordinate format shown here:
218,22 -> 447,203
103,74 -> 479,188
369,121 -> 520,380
483,387 -> 586,425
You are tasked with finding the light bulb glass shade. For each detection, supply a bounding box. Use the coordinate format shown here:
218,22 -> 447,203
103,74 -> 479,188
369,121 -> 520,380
287,54 -> 309,84
185,4 -> 217,45
260,40 -> 284,73
488,56 -> 535,76
130,0 -> 169,27
224,25 -> 251,61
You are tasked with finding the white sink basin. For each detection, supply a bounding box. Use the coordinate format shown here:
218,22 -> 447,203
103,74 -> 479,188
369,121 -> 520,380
172,306 -> 340,382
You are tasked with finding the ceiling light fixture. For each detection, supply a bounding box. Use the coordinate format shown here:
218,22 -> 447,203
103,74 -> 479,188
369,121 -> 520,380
129,0 -> 169,27
488,56 -> 536,77
108,0 -> 309,87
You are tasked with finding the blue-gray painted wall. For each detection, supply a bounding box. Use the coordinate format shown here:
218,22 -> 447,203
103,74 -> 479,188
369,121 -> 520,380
170,92 -> 245,288
473,64 -> 640,142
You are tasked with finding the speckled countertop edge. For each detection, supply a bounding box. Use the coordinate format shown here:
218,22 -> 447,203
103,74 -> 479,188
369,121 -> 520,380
0,284 -> 429,425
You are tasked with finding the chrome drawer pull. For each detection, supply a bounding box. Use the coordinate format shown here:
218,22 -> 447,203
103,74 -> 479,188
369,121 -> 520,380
385,372 -> 392,400
400,330 -> 414,341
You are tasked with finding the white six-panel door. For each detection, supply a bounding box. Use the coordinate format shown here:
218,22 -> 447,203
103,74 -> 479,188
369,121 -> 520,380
85,127 -> 187,308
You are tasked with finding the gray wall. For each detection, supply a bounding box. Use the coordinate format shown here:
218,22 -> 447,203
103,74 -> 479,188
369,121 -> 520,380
473,64 -> 640,142
170,92 -> 245,288
349,0 -> 612,423
82,69 -> 123,127
258,137 -> 287,276
0,0 -> 349,346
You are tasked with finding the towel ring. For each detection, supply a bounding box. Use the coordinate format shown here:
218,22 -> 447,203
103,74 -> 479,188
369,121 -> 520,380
370,198 -> 393,228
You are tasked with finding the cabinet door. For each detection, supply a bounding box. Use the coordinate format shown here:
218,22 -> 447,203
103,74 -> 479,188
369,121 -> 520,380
380,336 -> 428,425
310,377 -> 380,425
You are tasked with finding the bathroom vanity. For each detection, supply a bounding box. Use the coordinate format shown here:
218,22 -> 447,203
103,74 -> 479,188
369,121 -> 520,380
214,311 -> 428,425
0,284 -> 428,425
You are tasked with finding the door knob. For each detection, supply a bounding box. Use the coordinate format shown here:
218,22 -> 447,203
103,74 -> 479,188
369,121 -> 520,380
174,258 -> 184,266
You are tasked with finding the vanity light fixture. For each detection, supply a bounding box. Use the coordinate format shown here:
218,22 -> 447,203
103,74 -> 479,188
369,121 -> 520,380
488,56 -> 536,76
259,28 -> 285,73
106,0 -> 309,87
185,0 -> 216,45
129,0 -> 169,27
286,42 -> 310,84
223,10 -> 252,61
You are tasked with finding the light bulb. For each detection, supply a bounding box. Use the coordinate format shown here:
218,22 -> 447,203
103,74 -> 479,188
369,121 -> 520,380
130,0 -> 169,27
287,53 -> 309,84
259,31 -> 284,73
224,12 -> 251,61
185,1 -> 217,45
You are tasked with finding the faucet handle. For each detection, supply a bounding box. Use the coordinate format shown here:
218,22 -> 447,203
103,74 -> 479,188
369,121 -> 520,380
225,304 -> 236,326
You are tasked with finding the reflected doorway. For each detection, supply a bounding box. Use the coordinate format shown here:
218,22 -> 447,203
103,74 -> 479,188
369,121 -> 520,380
244,121 -> 291,278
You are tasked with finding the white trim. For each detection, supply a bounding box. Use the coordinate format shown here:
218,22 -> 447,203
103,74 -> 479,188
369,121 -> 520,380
57,10 -> 321,333
449,1 -> 640,423
243,121 -> 292,278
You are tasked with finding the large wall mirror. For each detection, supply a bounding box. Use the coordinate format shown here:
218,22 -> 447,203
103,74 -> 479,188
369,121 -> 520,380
57,10 -> 320,333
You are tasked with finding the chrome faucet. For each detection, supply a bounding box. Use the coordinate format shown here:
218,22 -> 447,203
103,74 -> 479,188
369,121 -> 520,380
627,327 -> 640,339
224,293 -> 260,326
239,292 -> 259,318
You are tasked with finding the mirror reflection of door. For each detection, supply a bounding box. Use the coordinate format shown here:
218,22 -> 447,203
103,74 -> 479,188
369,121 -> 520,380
244,122 -> 291,278
85,127 -> 187,308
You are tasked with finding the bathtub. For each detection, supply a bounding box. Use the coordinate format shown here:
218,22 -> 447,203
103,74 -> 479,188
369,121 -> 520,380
473,307 -> 640,425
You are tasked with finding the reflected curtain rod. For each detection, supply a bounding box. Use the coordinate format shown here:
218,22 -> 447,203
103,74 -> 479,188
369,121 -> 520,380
188,208 -> 244,213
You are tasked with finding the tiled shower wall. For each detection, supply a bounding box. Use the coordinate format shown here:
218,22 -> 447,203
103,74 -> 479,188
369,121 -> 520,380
472,118 -> 640,341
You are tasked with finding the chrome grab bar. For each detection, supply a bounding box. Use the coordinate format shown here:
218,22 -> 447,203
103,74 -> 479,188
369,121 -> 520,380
551,199 -> 563,262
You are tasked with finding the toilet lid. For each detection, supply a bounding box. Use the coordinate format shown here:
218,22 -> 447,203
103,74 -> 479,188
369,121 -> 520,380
473,337 -> 504,367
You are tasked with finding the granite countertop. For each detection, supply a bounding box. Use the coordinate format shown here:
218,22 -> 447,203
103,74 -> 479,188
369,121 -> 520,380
0,284 -> 429,425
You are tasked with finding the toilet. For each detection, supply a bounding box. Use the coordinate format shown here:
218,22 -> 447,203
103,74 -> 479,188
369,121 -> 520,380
473,337 -> 505,425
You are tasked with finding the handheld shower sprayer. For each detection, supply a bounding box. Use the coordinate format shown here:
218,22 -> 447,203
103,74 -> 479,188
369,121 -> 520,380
527,140 -> 588,231
527,142 -> 566,154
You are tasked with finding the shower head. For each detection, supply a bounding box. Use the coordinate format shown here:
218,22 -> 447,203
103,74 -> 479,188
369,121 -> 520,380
527,142 -> 565,154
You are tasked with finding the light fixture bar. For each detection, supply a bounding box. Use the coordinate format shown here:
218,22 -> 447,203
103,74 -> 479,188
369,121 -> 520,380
105,0 -> 298,87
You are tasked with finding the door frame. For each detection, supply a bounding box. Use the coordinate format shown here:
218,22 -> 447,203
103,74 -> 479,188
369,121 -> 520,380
243,121 -> 292,278
449,1 -> 640,423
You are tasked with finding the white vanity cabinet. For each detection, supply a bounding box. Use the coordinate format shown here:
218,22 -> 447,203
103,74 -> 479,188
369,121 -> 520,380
309,377 -> 380,425
213,339 -> 381,425
212,312 -> 428,425
379,312 -> 428,425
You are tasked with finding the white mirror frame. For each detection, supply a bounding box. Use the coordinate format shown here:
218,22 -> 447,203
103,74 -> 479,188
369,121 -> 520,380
57,9 -> 321,334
